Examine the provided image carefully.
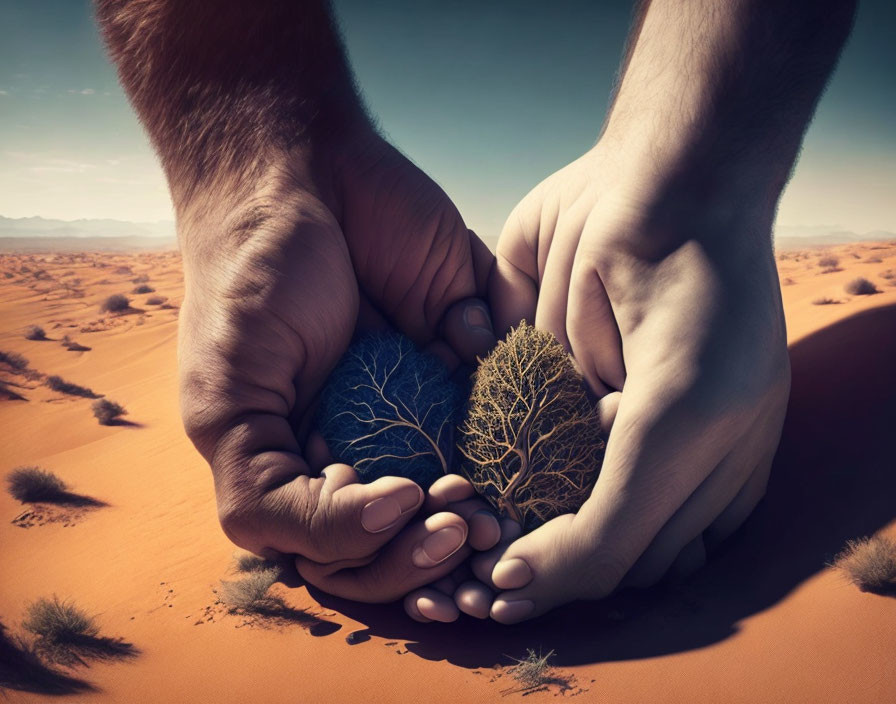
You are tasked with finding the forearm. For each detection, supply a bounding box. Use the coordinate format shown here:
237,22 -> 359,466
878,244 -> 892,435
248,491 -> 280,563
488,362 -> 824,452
95,0 -> 370,210
600,0 -> 857,220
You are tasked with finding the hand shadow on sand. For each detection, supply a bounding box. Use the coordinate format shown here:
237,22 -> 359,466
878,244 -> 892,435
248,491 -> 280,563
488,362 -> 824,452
305,304 -> 896,668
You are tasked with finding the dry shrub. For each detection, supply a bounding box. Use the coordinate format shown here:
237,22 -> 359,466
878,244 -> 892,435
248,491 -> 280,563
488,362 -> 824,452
92,399 -> 127,425
880,269 -> 895,280
781,277 -> 795,286
833,536 -> 896,595
22,596 -> 137,667
145,295 -> 167,306
0,349 -> 29,371
865,256 -> 883,263
812,297 -> 840,306
131,275 -> 149,283
844,277 -> 880,296
818,255 -> 839,268
506,649 -> 556,690
132,284 -> 154,294
46,375 -> 99,399
99,294 -> 130,313
234,553 -> 277,574
61,336 -> 91,352
24,325 -> 47,341
22,596 -> 98,643
219,568 -> 279,612
7,467 -> 68,503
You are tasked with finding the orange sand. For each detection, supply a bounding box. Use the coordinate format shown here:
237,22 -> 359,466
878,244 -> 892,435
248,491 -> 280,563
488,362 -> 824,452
1,242 -> 895,702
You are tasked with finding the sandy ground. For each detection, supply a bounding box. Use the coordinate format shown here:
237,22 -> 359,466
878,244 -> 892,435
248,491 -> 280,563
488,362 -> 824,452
1,242 -> 895,703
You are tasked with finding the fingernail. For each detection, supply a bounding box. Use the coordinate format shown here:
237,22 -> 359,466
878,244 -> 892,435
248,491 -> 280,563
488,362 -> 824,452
361,497 -> 402,533
413,526 -> 466,568
395,484 -> 424,513
469,510 -> 501,551
492,558 -> 533,589
463,304 -> 493,333
491,598 -> 535,624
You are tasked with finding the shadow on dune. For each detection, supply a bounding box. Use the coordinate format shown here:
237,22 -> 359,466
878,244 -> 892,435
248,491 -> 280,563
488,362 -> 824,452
0,622 -> 93,696
237,596 -> 343,637
309,304 -> 896,668
34,634 -> 140,668
28,491 -> 107,508
104,418 -> 143,428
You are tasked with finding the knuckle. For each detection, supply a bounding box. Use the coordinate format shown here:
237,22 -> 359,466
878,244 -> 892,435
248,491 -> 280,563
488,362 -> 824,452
216,494 -> 263,553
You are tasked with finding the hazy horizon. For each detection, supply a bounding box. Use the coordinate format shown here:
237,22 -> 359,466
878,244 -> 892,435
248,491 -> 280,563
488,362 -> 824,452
1,0 -> 894,235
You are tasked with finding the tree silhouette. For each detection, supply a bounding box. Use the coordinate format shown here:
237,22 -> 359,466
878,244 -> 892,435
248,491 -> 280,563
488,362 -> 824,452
458,322 -> 604,531
318,333 -> 462,488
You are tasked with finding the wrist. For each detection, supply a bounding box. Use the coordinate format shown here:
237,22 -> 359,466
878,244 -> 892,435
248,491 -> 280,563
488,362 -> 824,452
590,127 -> 781,245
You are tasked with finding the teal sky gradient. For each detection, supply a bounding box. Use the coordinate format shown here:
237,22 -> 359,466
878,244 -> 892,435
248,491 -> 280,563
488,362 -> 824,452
0,0 -> 893,236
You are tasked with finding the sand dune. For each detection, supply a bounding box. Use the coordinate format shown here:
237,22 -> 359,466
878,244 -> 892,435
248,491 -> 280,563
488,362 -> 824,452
1,243 -> 894,702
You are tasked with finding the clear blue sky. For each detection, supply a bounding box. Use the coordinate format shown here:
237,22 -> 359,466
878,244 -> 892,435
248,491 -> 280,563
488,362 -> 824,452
0,0 -> 893,238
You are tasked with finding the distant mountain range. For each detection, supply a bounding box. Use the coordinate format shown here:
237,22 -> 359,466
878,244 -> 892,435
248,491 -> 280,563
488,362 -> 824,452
0,215 -> 175,240
774,225 -> 896,250
0,216 -> 893,253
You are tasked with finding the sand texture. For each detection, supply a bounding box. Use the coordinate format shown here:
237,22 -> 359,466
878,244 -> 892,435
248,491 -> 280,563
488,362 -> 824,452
1,242 -> 895,702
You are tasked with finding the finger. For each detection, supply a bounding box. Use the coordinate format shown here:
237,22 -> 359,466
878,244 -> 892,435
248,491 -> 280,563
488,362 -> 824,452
489,514 -> 584,624
597,391 -> 621,439
471,518 -> 523,588
404,588 -> 460,623
666,535 -> 707,581
294,511 -> 471,603
495,386 -> 736,603
305,430 -> 336,473
490,213 -> 538,335
440,297 -> 496,364
426,476 -> 500,549
455,580 -> 494,619
443,500 -> 501,551
622,413 -> 779,588
704,452 -> 774,552
425,473 -> 478,512
567,254 -> 625,393
533,214 -> 586,352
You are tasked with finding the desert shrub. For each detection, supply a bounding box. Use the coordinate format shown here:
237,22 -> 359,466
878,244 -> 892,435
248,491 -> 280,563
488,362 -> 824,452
818,255 -> 839,268
99,294 -> 130,313
46,375 -> 99,399
219,568 -> 279,612
812,297 -> 840,305
113,266 -> 131,275
880,269 -> 895,280
6,467 -> 68,503
92,399 -> 127,425
24,325 -> 47,341
132,284 -> 154,294
0,349 -> 28,371
781,277 -> 795,286
61,336 -> 91,352
22,596 -> 98,643
507,649 -> 556,690
833,536 -> 896,594
844,277 -> 879,295
234,553 -> 278,573
865,256 -> 883,263
145,295 -> 167,306
131,275 -> 149,283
